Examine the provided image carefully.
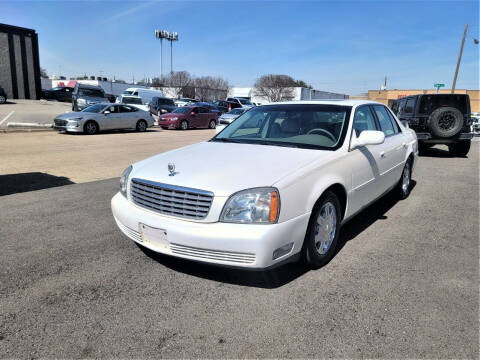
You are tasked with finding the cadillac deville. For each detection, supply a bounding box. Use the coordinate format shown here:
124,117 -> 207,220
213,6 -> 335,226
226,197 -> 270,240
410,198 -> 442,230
111,100 -> 418,269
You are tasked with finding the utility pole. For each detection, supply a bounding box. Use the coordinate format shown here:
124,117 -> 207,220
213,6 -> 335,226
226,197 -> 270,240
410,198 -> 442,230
451,24 -> 468,93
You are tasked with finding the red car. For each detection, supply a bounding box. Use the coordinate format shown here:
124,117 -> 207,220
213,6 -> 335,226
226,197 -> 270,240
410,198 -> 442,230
157,106 -> 218,130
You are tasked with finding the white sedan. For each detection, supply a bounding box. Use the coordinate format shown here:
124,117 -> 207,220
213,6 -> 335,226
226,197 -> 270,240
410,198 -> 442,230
111,100 -> 418,269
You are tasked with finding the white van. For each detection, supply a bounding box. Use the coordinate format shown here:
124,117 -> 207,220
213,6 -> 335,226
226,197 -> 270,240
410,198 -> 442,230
118,88 -> 163,105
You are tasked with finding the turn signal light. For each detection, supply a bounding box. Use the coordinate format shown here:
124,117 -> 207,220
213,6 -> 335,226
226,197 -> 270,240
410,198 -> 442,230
269,191 -> 279,222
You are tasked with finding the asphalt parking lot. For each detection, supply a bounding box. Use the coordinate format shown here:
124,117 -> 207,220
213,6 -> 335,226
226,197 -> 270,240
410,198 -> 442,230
0,100 -> 71,130
0,126 -> 478,357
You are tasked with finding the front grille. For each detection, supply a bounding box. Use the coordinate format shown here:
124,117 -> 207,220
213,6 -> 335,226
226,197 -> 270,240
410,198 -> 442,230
219,119 -> 231,125
170,243 -> 256,264
130,178 -> 213,220
54,119 -> 67,126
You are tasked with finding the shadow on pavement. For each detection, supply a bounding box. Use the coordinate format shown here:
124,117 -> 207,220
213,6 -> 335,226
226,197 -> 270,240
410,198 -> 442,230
139,183 -> 416,289
419,146 -> 453,158
0,172 -> 75,196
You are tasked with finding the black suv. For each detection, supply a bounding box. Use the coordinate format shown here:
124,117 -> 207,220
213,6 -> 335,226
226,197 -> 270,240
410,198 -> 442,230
391,94 -> 473,156
72,84 -> 107,111
149,97 -> 177,115
213,100 -> 242,114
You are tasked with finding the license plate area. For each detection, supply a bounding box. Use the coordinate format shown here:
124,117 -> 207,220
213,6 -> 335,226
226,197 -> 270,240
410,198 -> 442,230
139,223 -> 169,250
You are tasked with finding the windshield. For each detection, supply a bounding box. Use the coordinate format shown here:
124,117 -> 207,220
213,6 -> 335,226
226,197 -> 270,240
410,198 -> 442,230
172,107 -> 192,114
239,99 -> 252,105
123,90 -> 134,95
81,104 -> 106,113
212,104 -> 351,150
122,97 -> 142,104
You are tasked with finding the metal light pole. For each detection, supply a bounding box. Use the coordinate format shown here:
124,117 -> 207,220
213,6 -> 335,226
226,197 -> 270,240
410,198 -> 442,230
155,29 -> 172,81
451,24 -> 468,93
167,32 -> 178,74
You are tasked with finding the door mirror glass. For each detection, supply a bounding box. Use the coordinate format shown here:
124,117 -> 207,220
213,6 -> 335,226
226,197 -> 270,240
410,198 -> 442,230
104,110 -> 110,115
351,130 -> 385,149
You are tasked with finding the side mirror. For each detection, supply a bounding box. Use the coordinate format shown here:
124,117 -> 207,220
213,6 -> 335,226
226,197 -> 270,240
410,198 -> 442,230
351,130 -> 385,149
104,110 -> 110,115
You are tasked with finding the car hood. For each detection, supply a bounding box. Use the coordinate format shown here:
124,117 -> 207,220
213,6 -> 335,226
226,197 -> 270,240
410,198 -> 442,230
220,114 -> 238,119
130,141 -> 331,196
55,111 -> 88,120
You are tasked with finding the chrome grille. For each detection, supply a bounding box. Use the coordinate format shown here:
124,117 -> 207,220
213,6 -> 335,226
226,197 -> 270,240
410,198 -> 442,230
130,178 -> 213,220
54,119 -> 67,126
170,243 -> 256,264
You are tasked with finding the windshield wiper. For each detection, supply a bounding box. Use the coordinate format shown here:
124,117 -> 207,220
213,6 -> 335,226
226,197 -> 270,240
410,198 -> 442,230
210,138 -> 245,143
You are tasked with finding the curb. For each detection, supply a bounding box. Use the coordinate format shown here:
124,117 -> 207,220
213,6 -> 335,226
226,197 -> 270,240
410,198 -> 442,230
0,122 -> 54,133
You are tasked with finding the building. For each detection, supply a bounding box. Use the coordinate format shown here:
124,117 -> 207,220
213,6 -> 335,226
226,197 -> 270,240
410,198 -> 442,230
0,23 -> 41,100
366,89 -> 480,112
228,87 -> 348,104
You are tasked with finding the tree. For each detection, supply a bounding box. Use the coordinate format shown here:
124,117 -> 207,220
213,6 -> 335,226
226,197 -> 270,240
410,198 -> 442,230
193,76 -> 230,101
162,71 -> 193,98
40,67 -> 48,79
253,74 -> 297,102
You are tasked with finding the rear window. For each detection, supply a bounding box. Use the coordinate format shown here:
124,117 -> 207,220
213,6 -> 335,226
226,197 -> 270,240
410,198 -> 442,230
418,95 -> 468,114
78,88 -> 104,97
404,98 -> 416,114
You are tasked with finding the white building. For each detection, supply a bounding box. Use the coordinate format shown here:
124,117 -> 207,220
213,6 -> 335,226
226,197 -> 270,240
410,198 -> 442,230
228,87 -> 348,104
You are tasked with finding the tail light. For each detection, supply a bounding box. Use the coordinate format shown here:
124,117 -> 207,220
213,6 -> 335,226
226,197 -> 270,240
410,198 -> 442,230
228,104 -> 231,111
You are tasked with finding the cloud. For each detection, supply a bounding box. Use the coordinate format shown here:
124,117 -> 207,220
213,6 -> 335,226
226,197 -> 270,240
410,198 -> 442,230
99,1 -> 157,24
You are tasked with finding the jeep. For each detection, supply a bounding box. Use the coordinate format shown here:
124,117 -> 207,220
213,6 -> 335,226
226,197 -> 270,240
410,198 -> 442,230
391,94 -> 473,156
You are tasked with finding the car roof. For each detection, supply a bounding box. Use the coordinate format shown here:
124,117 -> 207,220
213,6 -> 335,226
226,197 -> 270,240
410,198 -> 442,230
76,83 -> 103,90
267,99 -> 385,107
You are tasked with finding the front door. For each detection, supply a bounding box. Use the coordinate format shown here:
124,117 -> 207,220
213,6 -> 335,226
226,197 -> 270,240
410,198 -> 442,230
101,105 -> 121,130
348,105 -> 385,216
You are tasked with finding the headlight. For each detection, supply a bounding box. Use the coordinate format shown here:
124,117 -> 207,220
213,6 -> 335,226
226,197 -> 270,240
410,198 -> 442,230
77,98 -> 86,104
120,165 -> 132,197
170,117 -> 178,121
220,187 -> 280,224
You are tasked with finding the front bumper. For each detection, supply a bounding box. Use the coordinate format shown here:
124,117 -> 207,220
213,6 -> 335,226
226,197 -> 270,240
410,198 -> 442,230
111,192 -> 310,269
157,118 -> 180,129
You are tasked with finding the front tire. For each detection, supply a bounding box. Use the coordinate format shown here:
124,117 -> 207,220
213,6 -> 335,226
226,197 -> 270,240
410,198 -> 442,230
136,120 -> 147,132
84,121 -> 98,135
180,120 -> 188,130
448,140 -> 471,157
303,191 -> 342,269
0,95 -> 6,104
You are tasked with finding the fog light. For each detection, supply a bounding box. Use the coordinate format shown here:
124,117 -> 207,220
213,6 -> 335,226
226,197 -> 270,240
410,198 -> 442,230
272,242 -> 293,260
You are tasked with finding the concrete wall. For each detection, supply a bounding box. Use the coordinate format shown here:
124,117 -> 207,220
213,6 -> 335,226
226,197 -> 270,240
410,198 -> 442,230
228,87 -> 348,104
0,24 -> 41,99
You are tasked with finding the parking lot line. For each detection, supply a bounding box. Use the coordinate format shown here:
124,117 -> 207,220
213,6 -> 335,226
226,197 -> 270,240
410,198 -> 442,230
0,111 -> 15,126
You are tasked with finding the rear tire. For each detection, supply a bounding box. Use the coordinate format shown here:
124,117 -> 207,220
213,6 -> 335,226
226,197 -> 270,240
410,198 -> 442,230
84,121 -> 98,135
428,107 -> 463,138
0,95 -> 6,104
180,120 -> 188,130
208,119 -> 216,129
397,159 -> 412,199
302,191 -> 342,269
448,140 -> 471,157
136,120 -> 147,132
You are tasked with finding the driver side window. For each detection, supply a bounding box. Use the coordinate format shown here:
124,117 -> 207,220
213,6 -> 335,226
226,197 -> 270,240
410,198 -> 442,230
353,106 -> 377,136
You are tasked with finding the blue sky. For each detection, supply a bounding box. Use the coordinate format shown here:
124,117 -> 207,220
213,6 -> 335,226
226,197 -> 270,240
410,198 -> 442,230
2,0 -> 479,94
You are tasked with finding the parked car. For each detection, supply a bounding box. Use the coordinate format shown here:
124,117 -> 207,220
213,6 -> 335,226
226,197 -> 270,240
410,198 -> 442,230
213,100 -> 243,114
0,86 -> 7,104
105,93 -> 116,103
149,96 -> 177,116
42,86 -> 74,102
174,98 -> 198,107
72,84 -> 107,111
226,97 -> 255,108
218,108 -> 248,125
471,112 -> 480,136
391,94 -> 473,156
157,106 -> 218,130
120,88 -> 163,105
120,95 -> 149,112
111,100 -> 417,269
193,102 -> 221,116
54,103 -> 154,135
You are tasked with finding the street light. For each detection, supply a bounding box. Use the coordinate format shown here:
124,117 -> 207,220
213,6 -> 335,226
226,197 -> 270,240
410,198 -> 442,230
154,29 -> 179,79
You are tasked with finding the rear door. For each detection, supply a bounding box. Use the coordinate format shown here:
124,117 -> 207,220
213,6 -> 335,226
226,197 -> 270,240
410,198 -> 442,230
371,104 -> 407,193
119,105 -> 138,128
198,107 -> 211,127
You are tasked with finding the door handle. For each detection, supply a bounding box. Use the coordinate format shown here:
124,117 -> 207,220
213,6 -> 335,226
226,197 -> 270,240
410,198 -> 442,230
402,142 -> 408,148
380,151 -> 386,158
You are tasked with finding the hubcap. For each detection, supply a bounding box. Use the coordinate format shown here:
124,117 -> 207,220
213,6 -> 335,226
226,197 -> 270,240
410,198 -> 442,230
314,202 -> 337,255
210,121 -> 215,128
0,96 -> 5,103
138,122 -> 146,131
182,122 -> 187,129
402,163 -> 410,194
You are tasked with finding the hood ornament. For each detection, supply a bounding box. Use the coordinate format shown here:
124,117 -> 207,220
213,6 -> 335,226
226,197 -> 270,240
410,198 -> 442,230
168,162 -> 176,176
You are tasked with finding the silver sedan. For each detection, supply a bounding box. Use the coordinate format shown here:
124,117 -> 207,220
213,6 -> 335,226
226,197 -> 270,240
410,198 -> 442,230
54,103 -> 154,135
